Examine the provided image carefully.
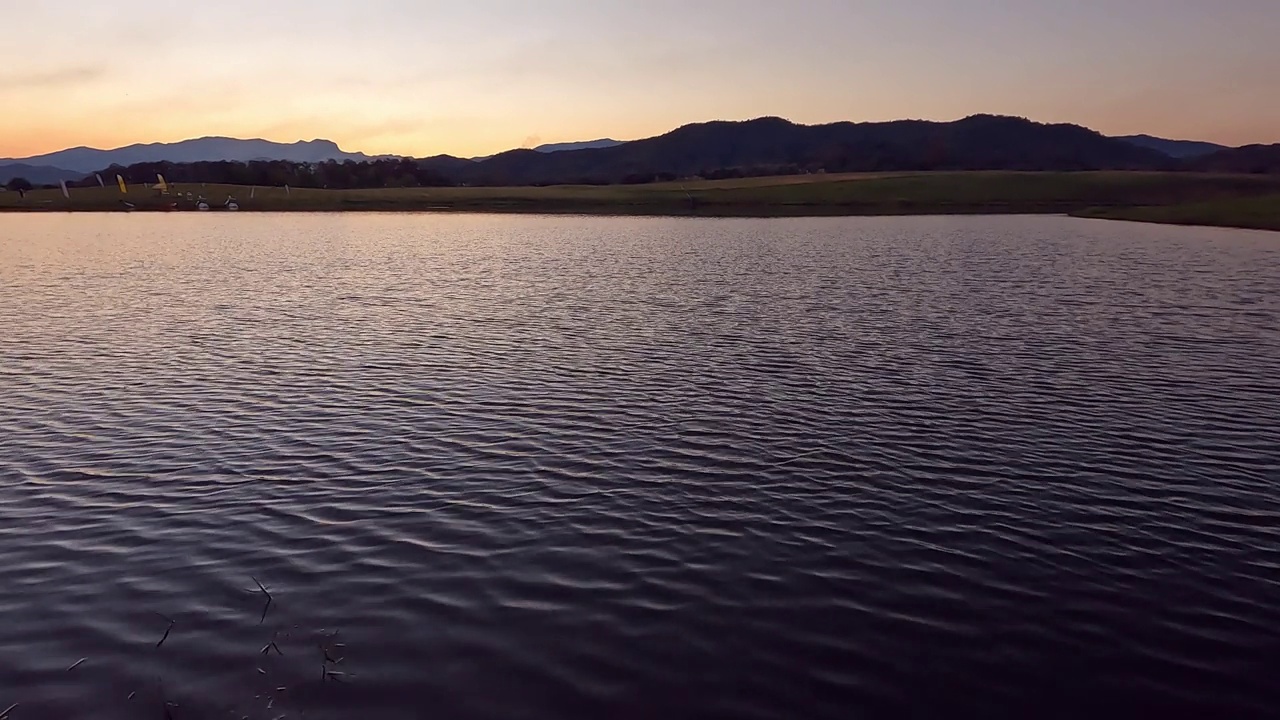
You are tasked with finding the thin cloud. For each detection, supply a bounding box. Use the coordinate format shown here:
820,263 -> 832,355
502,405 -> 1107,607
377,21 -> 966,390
0,65 -> 106,90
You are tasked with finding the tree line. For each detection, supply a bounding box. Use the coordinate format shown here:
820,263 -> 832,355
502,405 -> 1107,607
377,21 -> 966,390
7,159 -> 458,192
69,158 -> 456,189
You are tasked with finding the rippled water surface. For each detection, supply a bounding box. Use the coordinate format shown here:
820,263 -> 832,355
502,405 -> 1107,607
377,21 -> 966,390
1,213 -> 1278,719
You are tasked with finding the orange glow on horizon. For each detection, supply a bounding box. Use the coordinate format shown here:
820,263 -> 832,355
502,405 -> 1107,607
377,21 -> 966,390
3,1 -> 1278,160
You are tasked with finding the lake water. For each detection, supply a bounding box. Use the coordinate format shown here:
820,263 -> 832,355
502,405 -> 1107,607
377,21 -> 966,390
0,213 -> 1277,719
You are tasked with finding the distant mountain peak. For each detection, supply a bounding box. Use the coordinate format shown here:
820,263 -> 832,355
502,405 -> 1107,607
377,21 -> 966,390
533,138 -> 626,154
1114,134 -> 1228,159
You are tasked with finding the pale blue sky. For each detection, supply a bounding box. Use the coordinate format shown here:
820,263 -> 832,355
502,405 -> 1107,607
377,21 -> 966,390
2,0 -> 1277,157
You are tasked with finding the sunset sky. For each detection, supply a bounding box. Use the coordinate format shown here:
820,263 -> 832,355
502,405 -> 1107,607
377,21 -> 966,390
2,0 -> 1277,159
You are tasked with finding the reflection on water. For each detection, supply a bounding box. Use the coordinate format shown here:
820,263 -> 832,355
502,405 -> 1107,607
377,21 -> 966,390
0,213 -> 1278,719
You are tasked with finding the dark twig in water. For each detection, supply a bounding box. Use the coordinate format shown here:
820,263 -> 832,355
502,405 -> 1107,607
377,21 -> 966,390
260,632 -> 284,656
127,692 -> 136,700
321,660 -> 350,683
319,628 -> 347,667
66,657 -> 87,671
1,702 -> 17,719
251,576 -> 274,623
258,632 -> 284,655
156,619 -> 176,648
251,577 -> 272,600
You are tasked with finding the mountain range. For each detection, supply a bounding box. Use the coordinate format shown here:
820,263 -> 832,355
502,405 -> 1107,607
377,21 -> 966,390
0,136 -> 626,184
421,115 -> 1258,186
0,137 -> 376,181
1,116 -> 1273,187
467,138 -> 624,162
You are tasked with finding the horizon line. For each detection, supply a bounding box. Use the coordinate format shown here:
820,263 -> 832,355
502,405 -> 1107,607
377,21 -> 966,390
3,112 -> 1271,165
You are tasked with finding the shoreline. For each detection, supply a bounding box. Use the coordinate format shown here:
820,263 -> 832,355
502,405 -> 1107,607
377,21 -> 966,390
3,172 -> 1277,232
0,203 -> 1085,217
3,204 -> 1276,233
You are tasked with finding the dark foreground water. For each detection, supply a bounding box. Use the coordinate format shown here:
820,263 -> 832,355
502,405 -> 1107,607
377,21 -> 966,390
0,213 -> 1277,719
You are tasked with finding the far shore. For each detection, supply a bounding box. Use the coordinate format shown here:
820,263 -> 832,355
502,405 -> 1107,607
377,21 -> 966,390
3,171 -> 1278,232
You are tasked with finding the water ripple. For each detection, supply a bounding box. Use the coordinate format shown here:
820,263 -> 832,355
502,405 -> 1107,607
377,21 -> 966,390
0,213 -> 1278,719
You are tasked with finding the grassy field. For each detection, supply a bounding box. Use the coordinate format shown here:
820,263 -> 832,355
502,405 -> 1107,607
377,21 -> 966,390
3,171 -> 1279,229
1073,193 -> 1280,232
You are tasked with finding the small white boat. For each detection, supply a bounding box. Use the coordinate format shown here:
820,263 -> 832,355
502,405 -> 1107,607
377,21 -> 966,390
225,196 -> 239,211
196,195 -> 210,211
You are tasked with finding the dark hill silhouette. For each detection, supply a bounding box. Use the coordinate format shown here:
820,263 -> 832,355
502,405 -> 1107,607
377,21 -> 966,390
416,154 -> 479,175
438,115 -> 1172,185
1186,144 -> 1280,174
